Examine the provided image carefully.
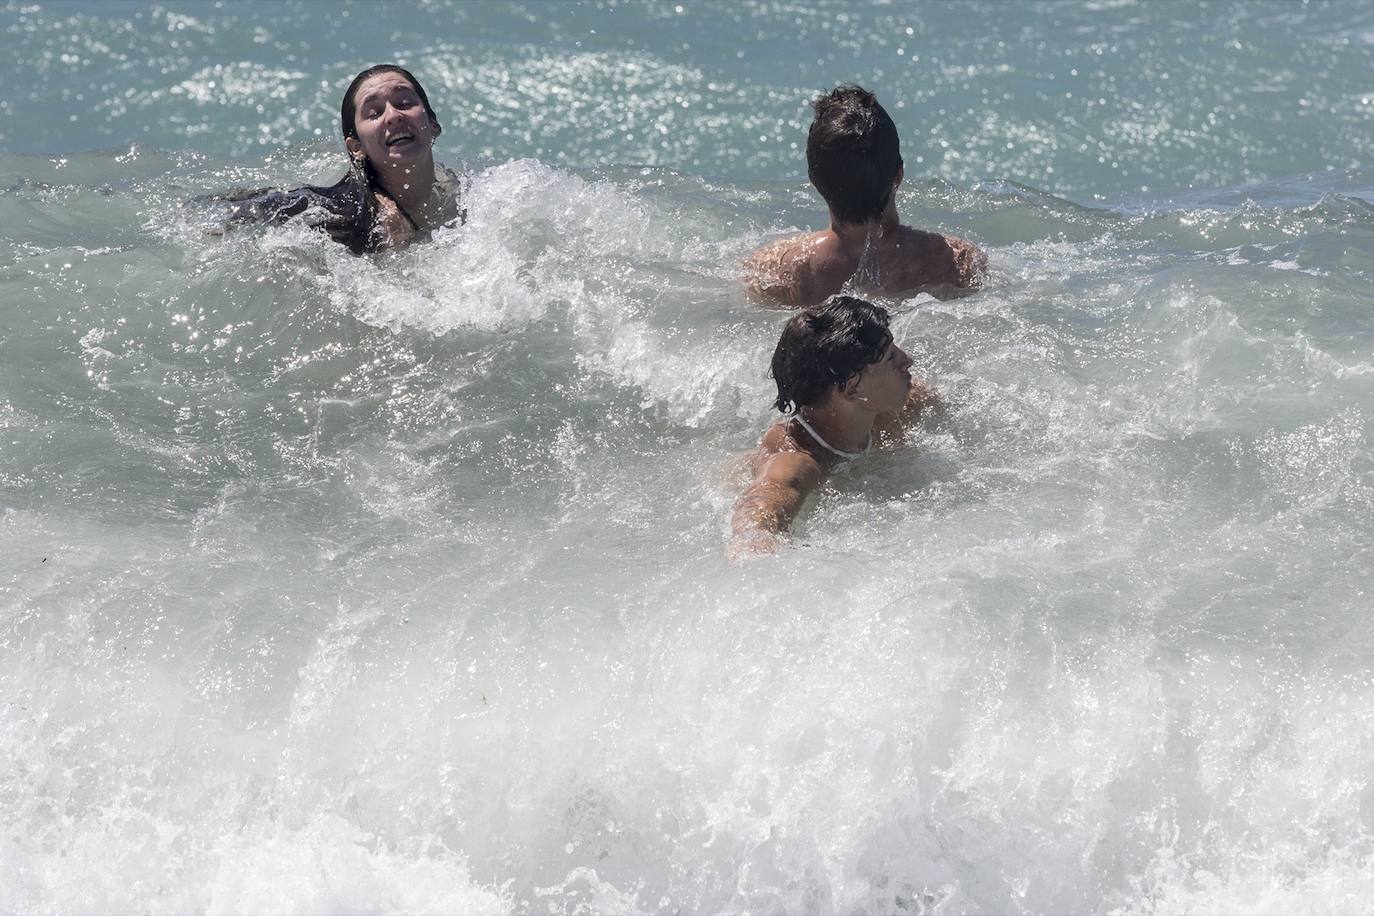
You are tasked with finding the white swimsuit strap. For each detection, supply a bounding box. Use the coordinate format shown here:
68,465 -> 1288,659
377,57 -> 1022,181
791,412 -> 871,460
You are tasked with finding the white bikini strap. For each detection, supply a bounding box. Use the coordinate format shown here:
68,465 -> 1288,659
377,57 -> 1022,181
791,412 -> 870,460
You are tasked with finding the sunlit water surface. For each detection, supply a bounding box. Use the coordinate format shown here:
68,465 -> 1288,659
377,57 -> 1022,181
3,2 -> 1374,913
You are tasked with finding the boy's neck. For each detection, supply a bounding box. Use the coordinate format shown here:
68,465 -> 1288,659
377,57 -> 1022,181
826,203 -> 901,250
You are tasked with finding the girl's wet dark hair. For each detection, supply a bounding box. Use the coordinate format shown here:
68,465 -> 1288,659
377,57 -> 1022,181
326,64 -> 441,252
771,295 -> 894,413
209,64 -> 449,255
806,85 -> 903,224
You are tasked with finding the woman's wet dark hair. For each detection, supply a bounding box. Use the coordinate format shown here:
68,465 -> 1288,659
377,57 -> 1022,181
325,64 -> 440,252
770,295 -> 894,413
209,63 -> 449,255
806,85 -> 903,224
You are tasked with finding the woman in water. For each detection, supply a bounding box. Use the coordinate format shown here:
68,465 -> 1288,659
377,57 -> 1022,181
216,64 -> 463,253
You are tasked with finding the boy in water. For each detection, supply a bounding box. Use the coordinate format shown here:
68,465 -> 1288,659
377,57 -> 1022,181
745,85 -> 986,307
730,295 -> 939,559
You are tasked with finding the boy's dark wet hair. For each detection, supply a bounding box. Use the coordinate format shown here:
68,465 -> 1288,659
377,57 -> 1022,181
771,295 -> 894,413
806,85 -> 903,225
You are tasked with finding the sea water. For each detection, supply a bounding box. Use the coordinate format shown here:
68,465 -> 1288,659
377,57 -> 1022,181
2,1 -> 1374,913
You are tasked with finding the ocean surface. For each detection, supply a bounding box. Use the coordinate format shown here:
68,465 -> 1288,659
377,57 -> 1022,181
3,1 -> 1374,913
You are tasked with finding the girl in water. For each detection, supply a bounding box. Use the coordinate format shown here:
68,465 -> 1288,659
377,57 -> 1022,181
216,64 -> 463,253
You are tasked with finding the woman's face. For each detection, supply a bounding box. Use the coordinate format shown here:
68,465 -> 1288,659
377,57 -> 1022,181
848,341 -> 914,414
346,72 -> 438,173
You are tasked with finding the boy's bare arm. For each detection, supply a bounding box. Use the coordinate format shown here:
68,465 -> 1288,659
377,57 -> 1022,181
947,234 -> 988,288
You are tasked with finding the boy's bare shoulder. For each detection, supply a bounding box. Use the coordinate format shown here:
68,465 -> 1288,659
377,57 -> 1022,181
745,232 -> 846,307
890,226 -> 987,294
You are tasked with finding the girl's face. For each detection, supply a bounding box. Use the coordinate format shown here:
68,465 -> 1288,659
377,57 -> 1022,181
346,73 -> 438,173
847,342 -> 914,414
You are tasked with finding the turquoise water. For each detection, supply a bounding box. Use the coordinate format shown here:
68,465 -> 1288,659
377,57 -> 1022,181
3,2 -> 1374,913
7,1 -> 1372,193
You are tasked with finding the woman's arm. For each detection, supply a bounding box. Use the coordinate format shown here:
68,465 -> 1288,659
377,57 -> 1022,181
199,179 -> 372,253
728,450 -> 826,561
